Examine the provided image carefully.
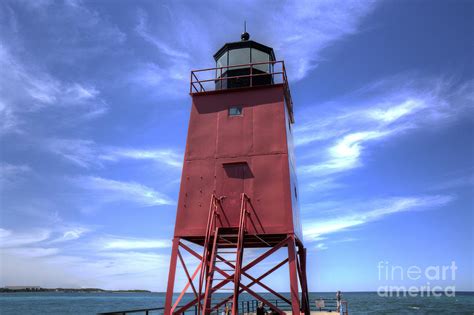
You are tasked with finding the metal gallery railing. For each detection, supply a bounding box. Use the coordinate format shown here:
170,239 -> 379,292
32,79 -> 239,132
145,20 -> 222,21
189,60 -> 294,122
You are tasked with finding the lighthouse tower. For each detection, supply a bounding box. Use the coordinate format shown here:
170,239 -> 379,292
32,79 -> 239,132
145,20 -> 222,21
164,32 -> 310,315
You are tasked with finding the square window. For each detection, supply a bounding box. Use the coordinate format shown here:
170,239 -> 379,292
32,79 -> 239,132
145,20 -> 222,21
228,106 -> 243,116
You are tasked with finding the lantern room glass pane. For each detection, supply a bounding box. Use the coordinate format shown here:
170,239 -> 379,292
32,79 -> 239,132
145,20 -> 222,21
251,48 -> 270,73
216,51 -> 228,77
228,48 -> 250,69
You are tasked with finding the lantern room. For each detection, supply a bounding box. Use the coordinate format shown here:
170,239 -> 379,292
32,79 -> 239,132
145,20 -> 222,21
213,32 -> 276,89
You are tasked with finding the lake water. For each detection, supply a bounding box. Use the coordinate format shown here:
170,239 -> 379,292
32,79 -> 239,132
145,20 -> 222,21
0,292 -> 473,314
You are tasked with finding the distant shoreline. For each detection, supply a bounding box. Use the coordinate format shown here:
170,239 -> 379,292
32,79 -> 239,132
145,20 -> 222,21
0,288 -> 151,293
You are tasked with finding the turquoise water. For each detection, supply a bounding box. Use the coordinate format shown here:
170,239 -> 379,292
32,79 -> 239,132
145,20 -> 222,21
0,292 -> 473,314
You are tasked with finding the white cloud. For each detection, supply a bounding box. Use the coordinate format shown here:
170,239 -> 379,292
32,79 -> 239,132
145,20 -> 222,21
0,43 -> 108,135
0,225 -> 173,289
100,147 -> 182,168
429,173 -> 474,191
61,229 -> 86,242
47,139 -> 99,168
0,252 -> 82,288
131,62 -> 165,86
296,75 -> 474,179
303,194 -> 454,242
135,10 -> 189,60
63,83 -> 100,103
46,138 -> 182,169
0,163 -> 31,185
0,100 -> 19,134
56,251 -> 169,290
128,0 -> 379,97
11,0 -> 126,49
301,177 -> 345,194
300,130 -> 390,176
97,236 -> 171,250
5,247 -> 59,258
0,249 -> 170,290
0,228 -> 50,248
132,10 -> 190,97
270,0 -> 378,80
72,176 -> 174,208
367,99 -> 427,123
51,227 -> 90,243
0,223 -> 91,275
314,243 -> 328,251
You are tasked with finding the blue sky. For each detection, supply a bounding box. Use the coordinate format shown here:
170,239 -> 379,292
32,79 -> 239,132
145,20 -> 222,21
0,0 -> 472,292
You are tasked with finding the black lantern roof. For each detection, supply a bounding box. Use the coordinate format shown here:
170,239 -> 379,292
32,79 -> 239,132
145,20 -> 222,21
213,39 -> 276,62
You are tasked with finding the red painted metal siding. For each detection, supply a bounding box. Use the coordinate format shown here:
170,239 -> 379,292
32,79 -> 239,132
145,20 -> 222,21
174,84 -> 301,240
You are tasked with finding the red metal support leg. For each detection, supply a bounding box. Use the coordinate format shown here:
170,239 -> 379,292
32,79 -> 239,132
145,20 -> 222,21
288,236 -> 301,315
297,245 -> 310,315
164,238 -> 180,314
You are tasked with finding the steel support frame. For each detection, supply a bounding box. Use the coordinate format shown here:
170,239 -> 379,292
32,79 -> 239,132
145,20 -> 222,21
164,234 -> 310,315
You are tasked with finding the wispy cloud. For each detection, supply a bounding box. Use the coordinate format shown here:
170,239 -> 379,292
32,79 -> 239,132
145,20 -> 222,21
0,43 -> 108,135
97,235 -> 171,250
0,99 -> 19,135
128,0 -> 379,96
131,10 -> 190,97
1,245 -> 170,290
270,0 -> 378,80
5,0 -> 126,58
51,227 -> 90,243
46,138 -> 182,169
5,247 -> 59,258
47,139 -> 100,168
311,237 -> 359,251
0,163 -> 31,185
0,225 -> 171,288
300,130 -> 391,176
0,224 -> 171,289
429,173 -> 474,191
0,228 -> 50,248
314,243 -> 329,251
135,10 -> 189,60
72,176 -> 174,208
100,147 -> 182,168
0,224 -> 89,248
303,194 -> 454,242
50,251 -> 169,290
296,75 -> 474,180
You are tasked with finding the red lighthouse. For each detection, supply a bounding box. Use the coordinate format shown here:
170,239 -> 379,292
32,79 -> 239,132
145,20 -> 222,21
164,32 -> 310,315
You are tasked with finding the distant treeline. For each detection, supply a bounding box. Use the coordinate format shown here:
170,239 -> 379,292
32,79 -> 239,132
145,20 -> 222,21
0,288 -> 151,293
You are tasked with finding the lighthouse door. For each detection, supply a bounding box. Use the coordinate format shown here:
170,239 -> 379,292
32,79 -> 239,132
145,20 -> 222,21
218,162 -> 249,227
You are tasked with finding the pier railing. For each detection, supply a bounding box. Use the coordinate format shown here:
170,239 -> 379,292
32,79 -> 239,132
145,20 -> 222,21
98,306 -> 164,314
97,297 -> 348,314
